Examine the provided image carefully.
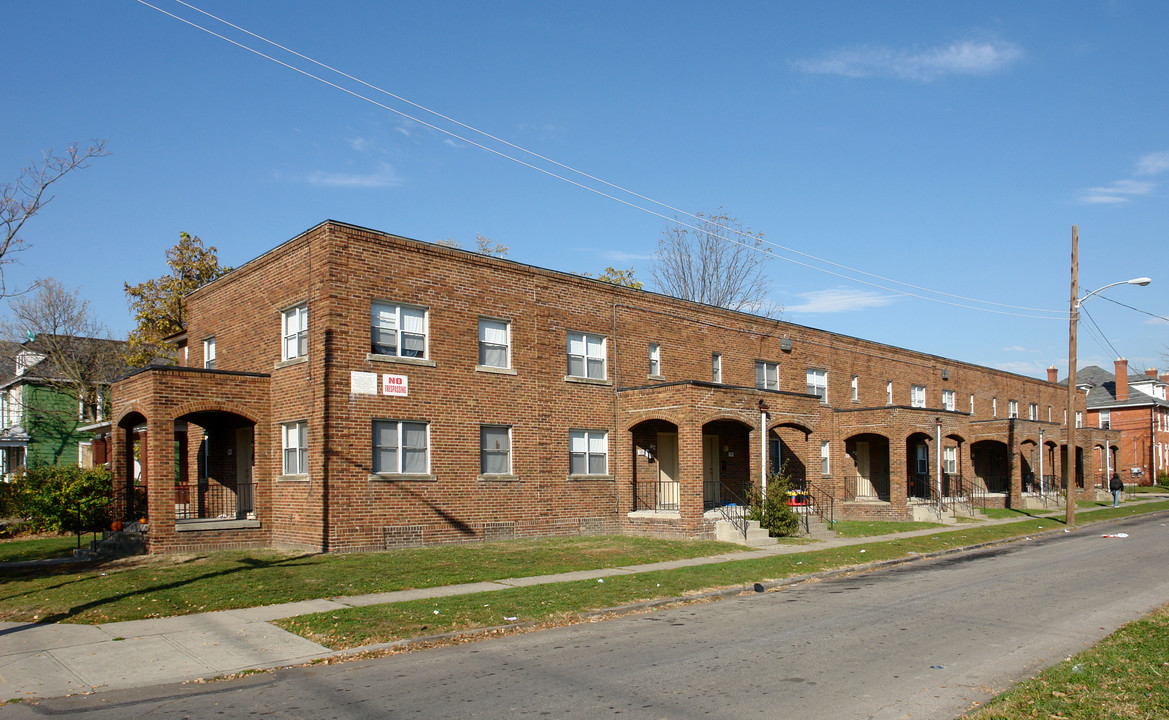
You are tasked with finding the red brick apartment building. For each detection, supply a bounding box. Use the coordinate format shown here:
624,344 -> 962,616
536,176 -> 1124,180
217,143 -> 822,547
1074,359 -> 1169,484
110,221 -> 1117,553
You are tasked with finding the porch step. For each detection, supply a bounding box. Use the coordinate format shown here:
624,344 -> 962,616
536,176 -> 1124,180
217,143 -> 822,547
804,516 -> 836,540
715,518 -> 777,547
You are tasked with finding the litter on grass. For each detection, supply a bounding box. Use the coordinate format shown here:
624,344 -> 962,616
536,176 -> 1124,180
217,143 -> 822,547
1101,533 -> 1129,538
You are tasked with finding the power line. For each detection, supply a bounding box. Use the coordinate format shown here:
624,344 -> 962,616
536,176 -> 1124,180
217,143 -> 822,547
139,0 -> 1070,319
1080,304 -> 1122,359
1097,295 -> 1169,323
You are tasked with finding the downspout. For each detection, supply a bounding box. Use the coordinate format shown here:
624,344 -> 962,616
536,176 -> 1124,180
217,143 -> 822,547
761,408 -> 768,496
1039,428 -> 1045,499
612,302 -> 620,515
935,417 -> 943,514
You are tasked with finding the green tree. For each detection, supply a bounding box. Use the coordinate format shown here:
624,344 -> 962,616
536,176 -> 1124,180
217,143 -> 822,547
124,233 -> 231,367
583,266 -> 643,289
434,233 -> 509,257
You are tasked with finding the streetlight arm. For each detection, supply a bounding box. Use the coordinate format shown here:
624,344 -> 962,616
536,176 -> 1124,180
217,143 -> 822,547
1078,277 -> 1153,308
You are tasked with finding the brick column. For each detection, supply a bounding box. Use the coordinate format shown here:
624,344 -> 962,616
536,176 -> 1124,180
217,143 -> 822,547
889,434 -> 908,515
146,416 -> 175,549
677,422 -> 704,523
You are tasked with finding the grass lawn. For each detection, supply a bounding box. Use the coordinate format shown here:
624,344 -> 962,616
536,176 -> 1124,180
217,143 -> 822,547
0,535 -> 81,563
833,520 -> 944,537
966,603 -> 1169,719
0,535 -> 740,624
277,501 -> 1169,650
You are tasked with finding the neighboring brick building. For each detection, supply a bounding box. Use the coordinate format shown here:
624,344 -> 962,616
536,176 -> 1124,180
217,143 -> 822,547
1071,359 -> 1169,485
110,221 -> 1115,553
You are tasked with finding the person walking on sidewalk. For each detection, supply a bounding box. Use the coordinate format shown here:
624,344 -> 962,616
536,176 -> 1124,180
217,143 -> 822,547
1109,472 -> 1124,507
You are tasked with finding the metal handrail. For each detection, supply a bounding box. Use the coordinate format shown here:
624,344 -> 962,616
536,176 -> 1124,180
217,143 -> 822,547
794,477 -> 835,532
717,483 -> 751,542
174,480 -> 254,520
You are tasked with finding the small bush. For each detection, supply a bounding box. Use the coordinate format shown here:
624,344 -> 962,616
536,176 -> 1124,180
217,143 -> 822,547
1157,472 -> 1169,489
745,470 -> 801,537
13,465 -> 113,533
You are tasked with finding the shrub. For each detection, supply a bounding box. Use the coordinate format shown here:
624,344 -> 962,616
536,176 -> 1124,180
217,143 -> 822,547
745,469 -> 801,537
14,465 -> 113,533
1158,472 -> 1169,489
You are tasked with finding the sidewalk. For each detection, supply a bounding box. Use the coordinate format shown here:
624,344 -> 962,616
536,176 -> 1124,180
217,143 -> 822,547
0,505 -> 1144,701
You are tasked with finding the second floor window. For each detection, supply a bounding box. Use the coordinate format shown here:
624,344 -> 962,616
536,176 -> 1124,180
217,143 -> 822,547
850,375 -> 859,401
806,369 -> 827,402
478,318 -> 510,368
942,389 -> 956,412
203,337 -> 216,369
1029,403 -> 1039,421
371,302 -> 427,358
911,385 -> 926,408
648,343 -> 661,377
1008,400 -> 1019,419
567,331 -> 606,379
755,361 -> 778,391
712,353 -> 722,383
1100,410 -> 1111,430
282,304 -> 308,360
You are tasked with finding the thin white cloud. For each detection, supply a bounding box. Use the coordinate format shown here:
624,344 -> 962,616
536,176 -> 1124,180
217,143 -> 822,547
1135,151 -> 1169,176
792,39 -> 1023,82
347,136 -> 372,152
1077,179 -> 1154,205
602,249 -> 654,262
784,288 -> 897,314
1001,345 -> 1040,353
1143,316 -> 1169,326
300,162 -> 401,189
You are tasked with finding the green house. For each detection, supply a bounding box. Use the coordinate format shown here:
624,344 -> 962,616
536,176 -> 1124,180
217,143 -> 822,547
0,337 -> 126,480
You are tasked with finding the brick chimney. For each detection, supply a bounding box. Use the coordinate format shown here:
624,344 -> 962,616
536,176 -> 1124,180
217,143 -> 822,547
1047,365 -> 1058,383
1147,367 -> 1159,379
1161,373 -> 1169,385
1114,358 -> 1129,402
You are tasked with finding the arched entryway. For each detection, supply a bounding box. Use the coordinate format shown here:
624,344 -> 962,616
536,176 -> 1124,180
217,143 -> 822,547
844,433 -> 891,501
906,432 -> 933,500
702,418 -> 754,509
972,440 -> 1009,493
629,418 -> 680,512
114,411 -> 148,524
176,410 -> 257,523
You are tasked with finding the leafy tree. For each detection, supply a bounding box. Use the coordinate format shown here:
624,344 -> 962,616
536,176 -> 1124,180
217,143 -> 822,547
0,141 -> 108,298
745,466 -> 802,537
124,233 -> 231,367
583,266 -> 643,289
651,209 -> 779,317
2,278 -> 127,424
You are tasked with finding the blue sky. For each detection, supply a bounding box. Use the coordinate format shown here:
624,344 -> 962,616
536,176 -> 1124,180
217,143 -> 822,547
3,1 -> 1167,379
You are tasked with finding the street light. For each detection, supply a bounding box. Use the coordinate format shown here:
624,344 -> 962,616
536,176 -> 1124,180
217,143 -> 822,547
1065,225 -> 1151,527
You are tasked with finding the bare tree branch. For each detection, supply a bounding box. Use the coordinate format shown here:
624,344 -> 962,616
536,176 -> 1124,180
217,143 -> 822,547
0,141 -> 109,299
650,209 -> 781,317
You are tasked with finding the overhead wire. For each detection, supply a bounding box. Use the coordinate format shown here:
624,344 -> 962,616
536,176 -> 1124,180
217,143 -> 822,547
1096,295 -> 1169,324
1079,304 -> 1122,359
140,0 -> 1076,319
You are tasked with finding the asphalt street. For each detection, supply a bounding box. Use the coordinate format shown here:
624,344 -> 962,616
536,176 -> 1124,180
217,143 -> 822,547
8,512 -> 1169,719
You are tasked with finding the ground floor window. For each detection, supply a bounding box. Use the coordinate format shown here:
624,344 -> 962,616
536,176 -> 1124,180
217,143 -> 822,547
373,420 -> 429,474
282,421 -> 307,475
481,425 -> 512,474
570,430 -> 608,475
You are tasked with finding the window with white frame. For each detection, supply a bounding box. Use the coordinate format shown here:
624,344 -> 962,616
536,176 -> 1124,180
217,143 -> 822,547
887,381 -> 893,405
648,343 -> 661,377
1048,406 -> 1053,422
970,394 -> 975,414
1076,411 -> 1082,428
569,429 -> 608,475
1100,409 -> 1111,430
942,389 -> 956,412
282,304 -> 308,361
78,389 -> 105,423
0,393 -> 8,428
282,421 -> 308,475
712,353 -> 722,383
756,361 -> 779,390
943,446 -> 957,474
850,375 -> 859,401
806,369 -> 828,402
371,302 -> 427,358
373,420 -> 429,475
910,385 -> 926,408
1008,400 -> 1018,419
820,441 -> 830,475
567,331 -> 606,379
203,337 -> 216,369
478,317 -> 510,368
480,425 -> 512,475
1029,403 -> 1038,421
993,398 -> 998,417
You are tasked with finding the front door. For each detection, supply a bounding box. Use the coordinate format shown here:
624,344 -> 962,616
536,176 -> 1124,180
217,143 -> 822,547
235,426 -> 254,519
855,441 -> 874,498
703,435 -> 720,508
656,432 -> 679,511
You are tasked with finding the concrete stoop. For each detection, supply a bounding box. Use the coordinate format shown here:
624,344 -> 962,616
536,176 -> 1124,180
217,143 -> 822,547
715,518 -> 777,547
73,530 -> 146,560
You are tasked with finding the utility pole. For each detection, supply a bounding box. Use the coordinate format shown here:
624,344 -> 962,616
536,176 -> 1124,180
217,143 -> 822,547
1066,226 -> 1079,528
